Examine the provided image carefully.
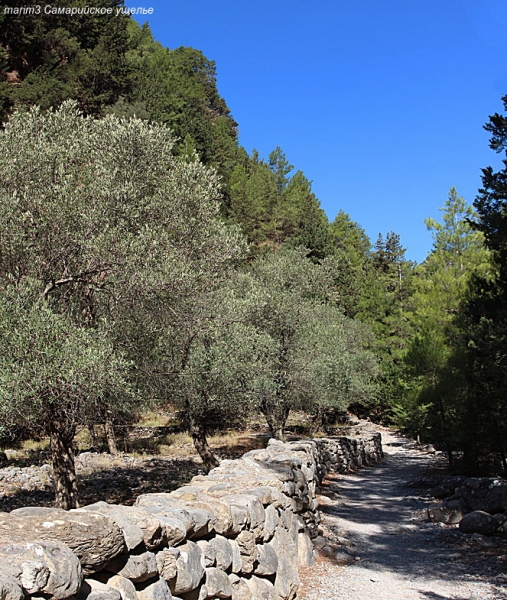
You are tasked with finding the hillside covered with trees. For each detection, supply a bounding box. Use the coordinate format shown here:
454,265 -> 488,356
1,0 -> 507,508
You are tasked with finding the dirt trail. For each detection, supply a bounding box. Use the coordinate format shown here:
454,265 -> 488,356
299,428 -> 507,600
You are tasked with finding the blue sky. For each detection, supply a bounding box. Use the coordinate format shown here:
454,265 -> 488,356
131,0 -> 507,263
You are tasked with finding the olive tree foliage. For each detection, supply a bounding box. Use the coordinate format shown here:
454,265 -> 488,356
148,282 -> 272,471
244,248 -> 377,439
0,285 -> 133,509
0,102 -> 245,504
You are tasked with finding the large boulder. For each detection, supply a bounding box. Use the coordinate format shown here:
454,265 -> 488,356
0,539 -> 82,599
459,510 -> 499,536
79,502 -> 144,550
5,507 -> 125,573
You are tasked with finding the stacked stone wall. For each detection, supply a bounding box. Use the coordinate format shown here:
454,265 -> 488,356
0,431 -> 383,600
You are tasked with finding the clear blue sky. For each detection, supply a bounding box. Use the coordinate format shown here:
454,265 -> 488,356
131,0 -> 507,263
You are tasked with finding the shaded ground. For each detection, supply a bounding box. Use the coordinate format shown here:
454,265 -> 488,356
0,433 -> 269,512
299,428 -> 507,600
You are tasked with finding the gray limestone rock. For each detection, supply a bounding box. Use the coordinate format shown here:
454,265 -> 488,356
312,536 -> 326,550
205,567 -> 232,598
0,538 -> 82,599
254,544 -> 278,576
0,571 -> 25,600
262,505 -> 278,542
78,579 -> 122,600
156,548 -> 179,582
78,503 -> 144,551
3,507 -> 125,573
229,575 -> 252,600
246,575 -> 275,600
222,495 -> 265,540
106,551 -> 158,582
242,487 -> 284,508
98,574 -> 139,600
196,540 -> 216,568
169,541 -> 204,596
297,531 -> 315,567
459,510 -> 499,536
271,551 -> 299,600
229,540 -> 242,574
209,535 -> 233,571
235,531 -> 258,574
188,497 -> 233,536
135,495 -> 212,539
177,584 -> 208,599
136,578 -> 173,600
115,507 -> 167,551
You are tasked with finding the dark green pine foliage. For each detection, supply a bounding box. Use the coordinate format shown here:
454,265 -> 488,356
357,232 -> 415,421
228,149 -> 280,248
394,189 -> 491,462
228,146 -> 330,257
327,210 -> 373,317
0,0 -> 132,120
461,95 -> 507,473
123,21 -> 238,168
282,171 -> 330,260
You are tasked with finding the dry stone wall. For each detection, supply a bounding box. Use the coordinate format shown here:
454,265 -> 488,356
0,432 -> 383,600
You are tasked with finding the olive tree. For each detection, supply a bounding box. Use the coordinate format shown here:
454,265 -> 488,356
245,248 -> 377,439
0,286 -> 133,509
0,102 -> 246,503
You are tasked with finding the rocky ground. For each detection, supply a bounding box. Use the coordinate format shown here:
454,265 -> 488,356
2,425 -> 507,599
299,427 -> 507,600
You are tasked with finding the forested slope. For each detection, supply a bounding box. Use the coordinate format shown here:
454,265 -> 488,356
1,1 -> 507,508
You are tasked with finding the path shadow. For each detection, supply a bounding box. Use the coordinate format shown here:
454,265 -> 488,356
317,441 -> 507,586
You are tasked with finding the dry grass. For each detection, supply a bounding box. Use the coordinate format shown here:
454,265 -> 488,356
21,438 -> 50,453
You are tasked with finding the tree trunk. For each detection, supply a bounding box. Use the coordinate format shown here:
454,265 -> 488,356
49,416 -> 79,510
190,419 -> 219,472
309,406 -> 324,437
261,401 -> 290,441
88,424 -> 97,450
104,409 -> 118,456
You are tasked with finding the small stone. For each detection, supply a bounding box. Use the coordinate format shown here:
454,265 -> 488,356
136,577 -> 173,600
205,567 -> 232,598
77,579 -> 122,600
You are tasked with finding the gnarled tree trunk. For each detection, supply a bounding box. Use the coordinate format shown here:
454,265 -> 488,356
309,406 -> 324,437
190,418 -> 219,472
49,415 -> 79,510
261,399 -> 290,441
104,409 -> 118,456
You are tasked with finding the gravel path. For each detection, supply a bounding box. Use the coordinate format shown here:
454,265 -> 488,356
299,428 -> 507,600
